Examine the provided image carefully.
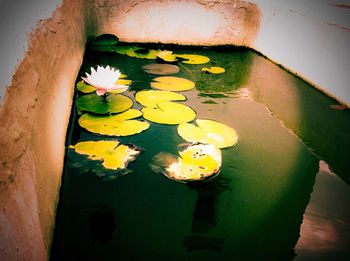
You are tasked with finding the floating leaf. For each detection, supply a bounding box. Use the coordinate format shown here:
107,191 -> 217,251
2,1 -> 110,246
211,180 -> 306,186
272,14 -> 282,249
76,78 -> 132,94
78,109 -> 150,136
135,90 -> 186,108
178,119 -> 238,148
90,34 -> 119,46
76,93 -> 133,115
76,81 -> 96,93
142,101 -> 196,125
151,76 -> 195,91
88,34 -> 119,52
115,45 -> 159,59
151,143 -> 221,182
157,50 -> 177,62
175,54 -> 210,64
201,66 -> 225,74
69,140 -> 141,170
142,64 -> 180,75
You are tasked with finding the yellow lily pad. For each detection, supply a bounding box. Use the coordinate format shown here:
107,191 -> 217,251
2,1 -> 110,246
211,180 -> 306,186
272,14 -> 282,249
157,50 -> 177,62
178,119 -> 238,148
78,109 -> 150,136
151,143 -> 221,182
76,81 -> 96,93
175,54 -> 210,64
150,76 -> 195,92
69,140 -> 141,170
141,101 -> 196,125
135,90 -> 186,108
76,93 -> 133,115
201,66 -> 225,74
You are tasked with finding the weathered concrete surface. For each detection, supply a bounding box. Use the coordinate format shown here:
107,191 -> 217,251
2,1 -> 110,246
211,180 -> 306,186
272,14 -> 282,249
0,0 -> 349,260
95,0 -> 260,46
0,0 -> 91,259
251,0 -> 350,107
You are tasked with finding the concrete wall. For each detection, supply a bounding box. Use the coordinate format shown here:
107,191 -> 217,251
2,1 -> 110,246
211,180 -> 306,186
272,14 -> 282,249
251,0 -> 350,106
0,0 -> 349,260
0,0 -> 90,260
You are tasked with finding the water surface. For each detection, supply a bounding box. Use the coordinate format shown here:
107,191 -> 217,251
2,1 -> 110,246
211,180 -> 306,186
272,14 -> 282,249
51,43 -> 350,260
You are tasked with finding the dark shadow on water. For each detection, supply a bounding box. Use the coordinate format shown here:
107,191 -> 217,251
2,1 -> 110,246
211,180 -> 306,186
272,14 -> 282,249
182,177 -> 231,252
89,207 -> 116,244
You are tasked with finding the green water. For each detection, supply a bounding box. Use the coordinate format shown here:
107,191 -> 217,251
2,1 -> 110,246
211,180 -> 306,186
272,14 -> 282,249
50,43 -> 350,260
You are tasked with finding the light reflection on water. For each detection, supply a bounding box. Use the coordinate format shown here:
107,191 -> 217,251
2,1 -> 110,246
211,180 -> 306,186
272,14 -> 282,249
50,44 -> 350,260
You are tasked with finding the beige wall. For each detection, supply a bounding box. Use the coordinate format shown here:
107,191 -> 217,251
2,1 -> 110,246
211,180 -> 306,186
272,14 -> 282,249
0,0 -> 348,260
0,1 -> 89,260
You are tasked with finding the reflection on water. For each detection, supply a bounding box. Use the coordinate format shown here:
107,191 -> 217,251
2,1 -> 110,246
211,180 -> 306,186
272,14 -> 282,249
51,43 -> 350,260
295,161 -> 350,260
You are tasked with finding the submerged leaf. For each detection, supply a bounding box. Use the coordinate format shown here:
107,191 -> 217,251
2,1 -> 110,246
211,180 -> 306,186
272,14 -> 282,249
175,54 -> 210,64
79,109 -> 150,136
150,76 -> 195,91
201,66 -> 225,74
76,93 -> 133,114
151,143 -> 221,182
178,119 -> 238,148
142,64 -> 180,75
142,101 -> 196,125
69,140 -> 141,170
135,90 -> 186,108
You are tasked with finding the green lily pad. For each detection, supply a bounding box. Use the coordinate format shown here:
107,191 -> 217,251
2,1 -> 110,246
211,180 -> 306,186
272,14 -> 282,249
142,101 -> 196,125
78,109 -> 150,136
135,90 -> 186,108
142,64 -> 180,75
201,66 -> 225,74
69,140 -> 141,170
76,93 -> 133,114
178,119 -> 238,148
175,54 -> 210,64
150,76 -> 195,92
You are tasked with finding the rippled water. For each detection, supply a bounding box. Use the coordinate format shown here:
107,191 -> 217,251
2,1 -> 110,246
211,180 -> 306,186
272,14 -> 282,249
50,43 -> 350,260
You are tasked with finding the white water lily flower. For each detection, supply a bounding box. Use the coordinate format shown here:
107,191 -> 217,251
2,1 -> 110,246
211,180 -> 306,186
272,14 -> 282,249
82,65 -> 128,96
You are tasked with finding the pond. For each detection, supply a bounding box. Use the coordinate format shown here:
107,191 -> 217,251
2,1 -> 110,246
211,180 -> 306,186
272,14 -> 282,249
50,37 -> 350,260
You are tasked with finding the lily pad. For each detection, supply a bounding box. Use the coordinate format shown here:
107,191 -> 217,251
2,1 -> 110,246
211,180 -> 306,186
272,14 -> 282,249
201,66 -> 225,74
135,90 -> 186,108
115,45 -> 159,59
142,64 -> 180,75
76,81 -> 96,93
76,78 -> 132,94
69,140 -> 141,170
175,54 -> 210,64
78,109 -> 150,136
151,143 -> 221,182
142,101 -> 196,125
76,93 -> 133,115
178,119 -> 238,148
150,76 -> 195,92
156,51 -> 177,63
